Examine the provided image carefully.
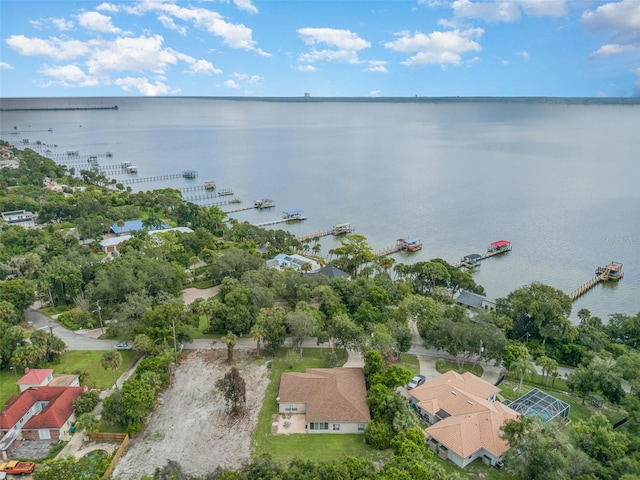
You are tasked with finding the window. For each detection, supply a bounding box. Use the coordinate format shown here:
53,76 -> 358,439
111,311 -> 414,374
357,423 -> 365,431
309,422 -> 328,430
333,424 -> 340,431
285,406 -> 298,412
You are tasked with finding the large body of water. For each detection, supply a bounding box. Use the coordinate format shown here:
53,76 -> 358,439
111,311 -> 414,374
1,96 -> 639,322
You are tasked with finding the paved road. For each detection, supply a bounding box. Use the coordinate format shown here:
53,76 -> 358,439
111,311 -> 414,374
25,309 -> 119,350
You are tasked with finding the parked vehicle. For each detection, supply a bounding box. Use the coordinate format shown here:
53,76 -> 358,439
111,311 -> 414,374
114,342 -> 133,350
0,461 -> 36,475
407,374 -> 426,390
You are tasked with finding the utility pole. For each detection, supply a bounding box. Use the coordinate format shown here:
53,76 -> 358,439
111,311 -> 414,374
172,316 -> 178,360
96,301 -> 105,334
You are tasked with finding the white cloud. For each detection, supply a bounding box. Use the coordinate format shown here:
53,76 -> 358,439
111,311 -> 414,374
583,0 -> 640,67
224,79 -> 240,89
131,2 -> 269,55
38,64 -> 100,87
0,62 -> 13,69
115,76 -> 176,95
185,59 -> 222,75
233,0 -> 258,14
385,28 -> 483,67
228,72 -> 262,85
76,11 -> 121,33
365,60 -> 388,73
589,43 -> 637,59
157,14 -> 187,35
84,35 -> 179,75
369,90 -> 381,97
51,18 -> 75,31
295,65 -> 316,72
5,35 -> 90,60
452,0 -> 566,22
582,0 -> 640,43
634,67 -> 640,97
297,28 -> 370,65
96,3 -> 120,13
516,50 -> 529,61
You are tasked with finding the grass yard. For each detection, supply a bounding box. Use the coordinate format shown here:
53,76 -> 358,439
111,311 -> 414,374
43,350 -> 138,389
399,353 -> 420,376
498,379 -> 627,425
435,358 -> 484,377
252,347 -> 390,465
0,369 -> 22,408
0,350 -> 136,408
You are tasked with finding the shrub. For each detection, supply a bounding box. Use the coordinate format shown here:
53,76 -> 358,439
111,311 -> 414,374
364,420 -> 394,450
72,389 -> 100,415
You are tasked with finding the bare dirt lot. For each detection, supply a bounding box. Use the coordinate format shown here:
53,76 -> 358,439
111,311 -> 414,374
112,349 -> 269,479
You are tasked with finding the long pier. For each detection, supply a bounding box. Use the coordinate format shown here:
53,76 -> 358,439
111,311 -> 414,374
568,262 -> 624,301
295,223 -> 354,241
455,240 -> 512,268
119,173 -> 193,185
375,238 -> 423,257
254,210 -> 306,227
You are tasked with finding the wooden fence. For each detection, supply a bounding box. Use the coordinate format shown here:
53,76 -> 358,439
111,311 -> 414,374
89,432 -> 129,479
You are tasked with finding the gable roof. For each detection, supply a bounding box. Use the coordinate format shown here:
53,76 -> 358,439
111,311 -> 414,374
16,369 -> 53,386
456,291 -> 495,309
279,368 -> 370,423
0,387 -> 84,431
426,403 -> 518,458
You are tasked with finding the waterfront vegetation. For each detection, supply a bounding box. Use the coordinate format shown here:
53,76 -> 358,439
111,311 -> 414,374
1,144 -> 640,479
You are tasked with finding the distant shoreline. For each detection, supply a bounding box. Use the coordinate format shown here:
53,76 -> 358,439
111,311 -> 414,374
0,106 -> 118,112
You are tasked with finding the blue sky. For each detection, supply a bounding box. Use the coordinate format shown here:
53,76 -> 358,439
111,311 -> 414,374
1,0 -> 639,97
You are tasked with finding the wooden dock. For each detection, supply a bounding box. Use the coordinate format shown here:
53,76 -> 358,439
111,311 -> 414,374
454,240 -> 512,268
254,210 -> 306,227
568,262 -> 624,301
375,238 -> 422,257
295,223 -> 354,241
225,199 -> 276,214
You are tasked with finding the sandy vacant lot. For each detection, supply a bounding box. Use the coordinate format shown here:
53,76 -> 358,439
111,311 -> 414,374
182,286 -> 218,305
113,350 -> 269,479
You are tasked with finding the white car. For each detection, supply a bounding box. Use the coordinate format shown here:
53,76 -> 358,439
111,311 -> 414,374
407,374 -> 426,390
114,342 -> 133,351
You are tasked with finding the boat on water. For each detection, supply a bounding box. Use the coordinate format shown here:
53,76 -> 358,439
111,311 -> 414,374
254,199 -> 275,208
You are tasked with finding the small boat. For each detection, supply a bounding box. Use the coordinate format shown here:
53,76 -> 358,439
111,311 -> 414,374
48,128 -> 53,132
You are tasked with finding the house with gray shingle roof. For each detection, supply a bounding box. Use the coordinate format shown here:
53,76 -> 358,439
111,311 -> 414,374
278,368 -> 370,434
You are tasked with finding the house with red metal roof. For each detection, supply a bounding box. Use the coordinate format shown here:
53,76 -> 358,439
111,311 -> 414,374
0,386 -> 85,459
16,369 -> 54,392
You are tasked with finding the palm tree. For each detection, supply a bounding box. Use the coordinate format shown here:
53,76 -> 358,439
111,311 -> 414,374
222,331 -> 237,362
250,324 -> 266,358
511,355 -> 537,393
101,350 -> 122,389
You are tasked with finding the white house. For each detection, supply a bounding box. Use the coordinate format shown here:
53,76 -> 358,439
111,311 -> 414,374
278,368 -> 370,434
268,253 -> 321,273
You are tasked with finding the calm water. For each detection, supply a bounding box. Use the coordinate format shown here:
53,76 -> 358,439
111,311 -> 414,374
1,97 -> 639,322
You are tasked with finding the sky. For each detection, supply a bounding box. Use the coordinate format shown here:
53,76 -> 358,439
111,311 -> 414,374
0,0 -> 639,98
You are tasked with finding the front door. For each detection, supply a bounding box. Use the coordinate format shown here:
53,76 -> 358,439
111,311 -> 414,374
38,429 -> 51,440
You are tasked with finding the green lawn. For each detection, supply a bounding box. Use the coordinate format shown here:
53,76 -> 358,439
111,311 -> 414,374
0,369 -> 22,407
435,358 -> 484,377
43,350 -> 138,389
0,350 -> 136,408
498,379 -> 627,425
252,348 -> 391,465
399,353 -> 420,376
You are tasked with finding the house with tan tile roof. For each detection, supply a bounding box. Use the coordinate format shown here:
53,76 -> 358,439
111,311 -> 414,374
278,368 -> 370,434
409,371 -> 519,469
